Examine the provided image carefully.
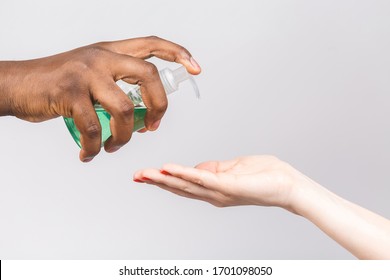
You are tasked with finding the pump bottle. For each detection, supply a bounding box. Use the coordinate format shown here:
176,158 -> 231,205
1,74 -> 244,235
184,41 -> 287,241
64,66 -> 199,147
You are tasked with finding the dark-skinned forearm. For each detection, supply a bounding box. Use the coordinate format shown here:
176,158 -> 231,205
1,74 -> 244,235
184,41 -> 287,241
0,61 -> 13,116
0,61 -> 27,116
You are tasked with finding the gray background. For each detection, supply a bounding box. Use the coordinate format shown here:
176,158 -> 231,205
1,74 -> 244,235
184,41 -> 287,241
0,0 -> 389,259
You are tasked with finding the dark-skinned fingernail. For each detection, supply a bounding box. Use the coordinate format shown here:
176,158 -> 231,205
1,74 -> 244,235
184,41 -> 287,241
160,170 -> 172,176
133,178 -> 144,183
107,146 -> 121,153
190,57 -> 201,70
82,157 -> 94,163
142,177 -> 151,181
151,120 -> 161,131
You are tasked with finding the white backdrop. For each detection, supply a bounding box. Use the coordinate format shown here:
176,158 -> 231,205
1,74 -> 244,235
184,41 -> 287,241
0,0 -> 389,259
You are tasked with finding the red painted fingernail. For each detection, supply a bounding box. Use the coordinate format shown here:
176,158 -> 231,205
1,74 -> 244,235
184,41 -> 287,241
142,177 -> 151,181
160,170 -> 172,176
133,178 -> 144,183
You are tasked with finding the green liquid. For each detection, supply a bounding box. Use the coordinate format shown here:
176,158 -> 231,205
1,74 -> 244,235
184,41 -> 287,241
64,107 -> 147,148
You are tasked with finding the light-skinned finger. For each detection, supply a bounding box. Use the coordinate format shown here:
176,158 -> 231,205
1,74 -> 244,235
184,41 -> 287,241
134,168 -> 215,198
160,164 -> 221,191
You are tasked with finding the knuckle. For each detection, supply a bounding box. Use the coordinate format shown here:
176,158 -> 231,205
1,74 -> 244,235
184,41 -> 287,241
193,177 -> 204,186
116,100 -> 134,120
193,172 -> 208,186
142,62 -> 159,77
60,46 -> 108,80
153,99 -> 168,115
70,61 -> 89,73
84,45 -> 106,57
78,46 -> 107,68
57,72 -> 85,93
84,123 -> 101,139
182,186 -> 193,195
146,35 -> 160,41
176,46 -> 191,59
91,41 -> 108,48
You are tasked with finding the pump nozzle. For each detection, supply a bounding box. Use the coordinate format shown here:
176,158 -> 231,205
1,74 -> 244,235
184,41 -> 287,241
160,66 -> 200,99
188,76 -> 200,99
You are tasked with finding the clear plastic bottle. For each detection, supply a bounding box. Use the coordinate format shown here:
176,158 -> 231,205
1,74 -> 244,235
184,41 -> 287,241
64,66 -> 199,147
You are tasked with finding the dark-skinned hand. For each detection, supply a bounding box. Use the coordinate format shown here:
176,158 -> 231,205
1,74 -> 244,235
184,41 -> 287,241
0,36 -> 201,162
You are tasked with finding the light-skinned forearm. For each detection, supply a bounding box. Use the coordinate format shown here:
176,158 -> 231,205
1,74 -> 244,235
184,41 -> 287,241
292,176 -> 390,259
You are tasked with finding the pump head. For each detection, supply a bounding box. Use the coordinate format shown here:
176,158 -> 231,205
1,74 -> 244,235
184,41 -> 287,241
159,66 -> 200,98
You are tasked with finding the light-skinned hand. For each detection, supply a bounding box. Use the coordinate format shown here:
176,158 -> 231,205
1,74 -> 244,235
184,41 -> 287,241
134,155 -> 390,259
134,155 -> 303,210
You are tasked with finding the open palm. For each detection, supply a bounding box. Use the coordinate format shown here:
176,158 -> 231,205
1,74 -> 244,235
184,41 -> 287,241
134,155 -> 299,208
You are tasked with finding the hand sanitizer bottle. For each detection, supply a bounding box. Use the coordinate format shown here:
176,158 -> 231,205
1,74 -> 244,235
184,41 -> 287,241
64,66 -> 200,147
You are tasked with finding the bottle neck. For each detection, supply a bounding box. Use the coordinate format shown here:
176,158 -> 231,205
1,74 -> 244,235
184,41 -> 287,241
159,68 -> 178,94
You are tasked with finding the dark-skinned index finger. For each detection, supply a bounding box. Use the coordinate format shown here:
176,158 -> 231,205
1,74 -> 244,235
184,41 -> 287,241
96,36 -> 201,75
